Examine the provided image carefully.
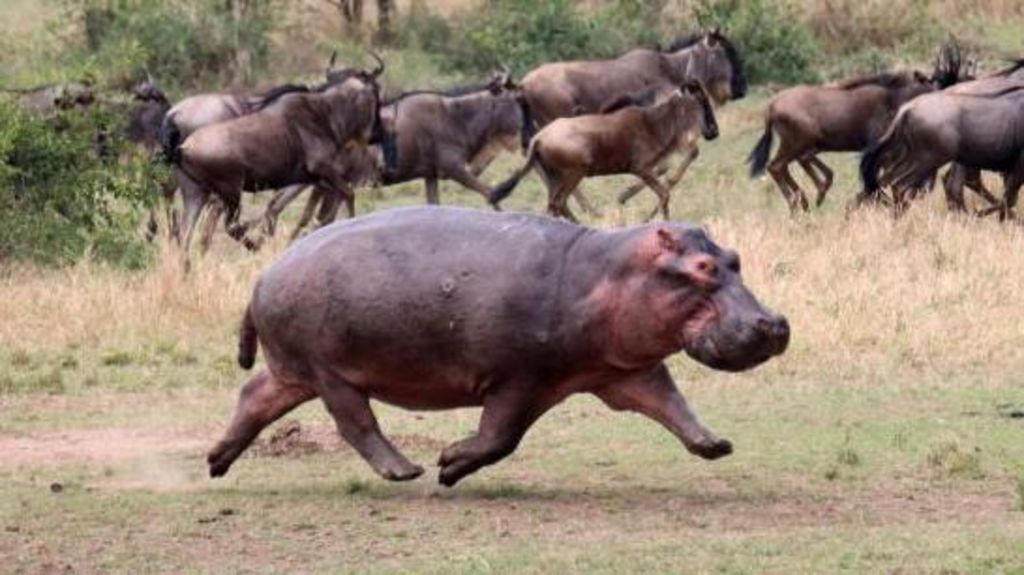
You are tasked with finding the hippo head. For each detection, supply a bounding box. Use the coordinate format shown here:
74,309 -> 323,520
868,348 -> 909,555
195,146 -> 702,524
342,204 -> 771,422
610,225 -> 789,372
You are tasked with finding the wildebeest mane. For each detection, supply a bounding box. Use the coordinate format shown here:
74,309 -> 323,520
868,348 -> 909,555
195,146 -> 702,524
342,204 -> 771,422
599,89 -> 658,114
995,59 -> 1024,77
835,73 -> 915,90
384,82 -> 495,105
249,83 -> 310,111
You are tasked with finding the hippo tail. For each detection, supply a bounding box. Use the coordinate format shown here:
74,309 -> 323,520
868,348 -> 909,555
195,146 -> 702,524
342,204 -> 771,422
488,141 -> 538,207
238,303 -> 259,370
747,117 -> 773,178
159,111 -> 183,165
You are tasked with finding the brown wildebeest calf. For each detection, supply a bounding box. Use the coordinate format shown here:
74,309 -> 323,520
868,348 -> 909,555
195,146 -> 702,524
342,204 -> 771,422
489,81 -> 718,221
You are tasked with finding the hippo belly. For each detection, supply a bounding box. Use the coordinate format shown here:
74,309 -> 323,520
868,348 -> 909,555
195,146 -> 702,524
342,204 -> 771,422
250,207 -> 585,409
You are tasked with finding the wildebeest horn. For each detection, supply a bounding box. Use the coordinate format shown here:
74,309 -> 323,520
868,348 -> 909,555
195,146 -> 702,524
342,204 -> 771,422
367,51 -> 385,78
329,50 -> 338,69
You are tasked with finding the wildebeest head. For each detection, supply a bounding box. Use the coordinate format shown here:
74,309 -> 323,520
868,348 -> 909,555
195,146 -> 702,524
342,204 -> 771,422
131,72 -> 168,105
320,75 -> 382,146
679,80 -> 718,141
322,51 -> 387,144
665,28 -> 747,105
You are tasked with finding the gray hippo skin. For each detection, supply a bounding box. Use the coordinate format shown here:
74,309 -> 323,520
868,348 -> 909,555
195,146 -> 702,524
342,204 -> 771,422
208,207 -> 790,486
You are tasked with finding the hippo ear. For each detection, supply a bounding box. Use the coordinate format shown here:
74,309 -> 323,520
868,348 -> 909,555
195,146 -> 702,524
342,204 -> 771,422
656,229 -> 680,252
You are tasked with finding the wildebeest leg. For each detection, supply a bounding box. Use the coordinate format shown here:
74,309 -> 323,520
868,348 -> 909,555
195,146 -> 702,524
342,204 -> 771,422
636,171 -> 673,221
942,165 -> 968,213
799,155 -> 833,207
319,379 -> 424,481
199,200 -> 225,254
592,364 -> 732,460
177,172 -> 208,272
570,190 -> 599,216
999,167 -> 1023,221
549,173 -> 583,223
447,164 -> 503,208
614,159 -> 671,204
314,187 -> 345,227
207,369 -> 317,477
424,177 -> 440,205
437,384 -> 565,487
767,143 -> 807,213
290,187 -> 325,241
257,185 -> 308,238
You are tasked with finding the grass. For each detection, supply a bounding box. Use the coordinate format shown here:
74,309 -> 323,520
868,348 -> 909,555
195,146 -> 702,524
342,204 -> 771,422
2,91 -> 1024,572
3,2 -> 1024,571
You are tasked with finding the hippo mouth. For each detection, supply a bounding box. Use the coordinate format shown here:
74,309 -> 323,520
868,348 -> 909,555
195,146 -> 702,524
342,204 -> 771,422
679,298 -> 720,350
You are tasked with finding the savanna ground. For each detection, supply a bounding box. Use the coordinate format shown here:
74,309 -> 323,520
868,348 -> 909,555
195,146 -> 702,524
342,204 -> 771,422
4,2 -> 1024,574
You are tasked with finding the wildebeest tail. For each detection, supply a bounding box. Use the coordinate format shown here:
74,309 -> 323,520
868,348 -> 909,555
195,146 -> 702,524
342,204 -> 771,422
238,303 -> 259,370
517,95 -> 536,152
489,141 -> 538,206
159,112 -> 182,165
747,118 -> 773,177
859,110 -> 907,195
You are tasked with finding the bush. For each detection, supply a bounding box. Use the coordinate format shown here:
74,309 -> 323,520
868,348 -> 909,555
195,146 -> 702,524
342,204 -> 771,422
695,0 -> 821,85
400,0 -> 667,78
57,0 -> 281,90
0,102 -> 158,267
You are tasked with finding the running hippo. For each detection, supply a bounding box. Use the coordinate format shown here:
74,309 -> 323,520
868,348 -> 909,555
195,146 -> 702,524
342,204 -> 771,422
208,207 -> 789,486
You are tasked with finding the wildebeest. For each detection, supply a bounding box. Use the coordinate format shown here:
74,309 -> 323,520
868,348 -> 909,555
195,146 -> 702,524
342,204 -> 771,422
941,59 -> 1024,214
207,207 -> 789,485
489,80 -> 718,221
376,71 -> 531,204
520,29 -> 745,126
748,45 -> 962,212
860,74 -> 1024,219
166,72 -> 383,269
159,52 -> 385,249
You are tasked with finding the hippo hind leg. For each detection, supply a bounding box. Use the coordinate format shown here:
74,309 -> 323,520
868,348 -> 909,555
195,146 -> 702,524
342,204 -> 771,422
319,379 -> 424,481
208,369 -> 317,477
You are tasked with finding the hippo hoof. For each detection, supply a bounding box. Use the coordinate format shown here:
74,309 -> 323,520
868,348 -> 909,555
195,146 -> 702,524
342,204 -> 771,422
207,454 -> 232,478
382,463 -> 425,482
690,438 -> 733,460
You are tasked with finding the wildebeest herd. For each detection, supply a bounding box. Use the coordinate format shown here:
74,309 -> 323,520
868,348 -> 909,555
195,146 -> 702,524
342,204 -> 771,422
7,30 -> 1023,485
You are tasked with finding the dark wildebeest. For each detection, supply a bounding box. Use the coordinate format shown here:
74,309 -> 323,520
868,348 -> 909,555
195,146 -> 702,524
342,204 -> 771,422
860,75 -> 1024,219
748,45 -> 962,212
207,207 -> 789,485
159,52 -> 384,249
166,73 -> 383,269
489,81 -> 718,221
376,71 -> 531,204
1,80 -> 95,115
251,70 -> 529,240
941,59 -> 1024,214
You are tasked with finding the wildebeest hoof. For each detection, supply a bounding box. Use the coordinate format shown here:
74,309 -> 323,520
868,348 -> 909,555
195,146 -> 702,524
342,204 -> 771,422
688,437 -> 733,460
381,463 -> 424,482
437,466 -> 462,487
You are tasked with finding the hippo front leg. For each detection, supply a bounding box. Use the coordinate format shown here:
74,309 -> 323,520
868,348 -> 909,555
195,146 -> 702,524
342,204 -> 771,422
593,364 -> 732,460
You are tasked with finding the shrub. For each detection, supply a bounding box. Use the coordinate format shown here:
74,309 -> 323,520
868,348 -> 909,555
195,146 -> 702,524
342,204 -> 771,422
695,0 -> 822,85
0,102 -> 158,267
57,0 -> 281,90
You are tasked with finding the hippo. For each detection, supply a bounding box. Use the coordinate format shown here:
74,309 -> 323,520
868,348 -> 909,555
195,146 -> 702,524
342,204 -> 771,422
208,207 -> 789,486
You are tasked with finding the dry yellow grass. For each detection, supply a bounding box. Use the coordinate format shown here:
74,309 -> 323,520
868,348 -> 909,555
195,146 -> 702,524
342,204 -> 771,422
3,204 -> 1022,390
